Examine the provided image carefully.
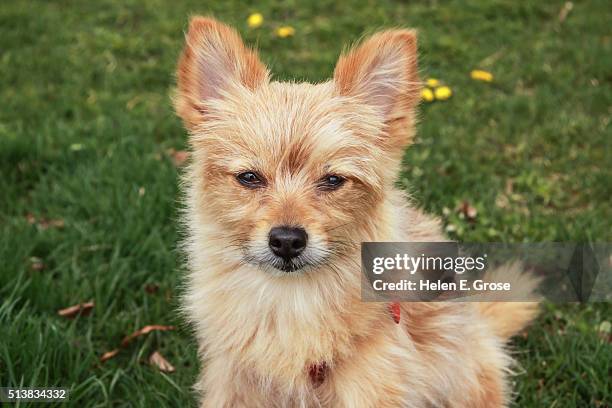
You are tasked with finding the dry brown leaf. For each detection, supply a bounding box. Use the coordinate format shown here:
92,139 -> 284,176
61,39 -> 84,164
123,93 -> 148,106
26,213 -> 36,224
126,95 -> 142,110
30,257 -> 45,271
597,332 -> 612,343
505,179 -> 514,195
26,214 -> 65,229
58,301 -> 94,318
48,219 -> 66,228
149,351 -> 175,373
120,325 -> 175,347
100,325 -> 176,364
171,150 -> 189,167
558,2 -> 573,23
39,219 -> 65,229
145,283 -> 160,294
458,201 -> 478,221
495,194 -> 510,209
100,348 -> 120,362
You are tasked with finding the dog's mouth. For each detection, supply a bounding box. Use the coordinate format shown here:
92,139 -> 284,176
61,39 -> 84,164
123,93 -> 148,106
243,243 -> 329,274
271,257 -> 309,273
276,261 -> 301,273
244,252 -> 315,274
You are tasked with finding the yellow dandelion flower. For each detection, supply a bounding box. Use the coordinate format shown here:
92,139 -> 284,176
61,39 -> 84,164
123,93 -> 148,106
470,69 -> 493,82
426,78 -> 440,87
276,26 -> 295,38
247,13 -> 264,28
421,88 -> 434,102
434,86 -> 452,100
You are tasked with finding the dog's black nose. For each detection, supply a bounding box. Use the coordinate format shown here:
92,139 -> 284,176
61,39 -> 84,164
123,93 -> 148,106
269,226 -> 307,260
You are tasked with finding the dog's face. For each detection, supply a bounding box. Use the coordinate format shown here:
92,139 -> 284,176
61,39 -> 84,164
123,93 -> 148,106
176,18 -> 420,274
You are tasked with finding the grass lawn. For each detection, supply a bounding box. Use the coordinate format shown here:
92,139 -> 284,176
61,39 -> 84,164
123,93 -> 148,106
0,0 -> 610,406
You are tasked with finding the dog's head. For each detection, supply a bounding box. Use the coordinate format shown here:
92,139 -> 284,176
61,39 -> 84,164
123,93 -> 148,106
176,18 -> 420,274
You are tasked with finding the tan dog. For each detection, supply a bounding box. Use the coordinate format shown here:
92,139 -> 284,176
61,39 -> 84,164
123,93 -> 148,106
174,17 -> 539,407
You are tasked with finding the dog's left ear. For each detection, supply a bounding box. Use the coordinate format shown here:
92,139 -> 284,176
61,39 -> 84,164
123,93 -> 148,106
175,17 -> 269,131
334,30 -> 420,147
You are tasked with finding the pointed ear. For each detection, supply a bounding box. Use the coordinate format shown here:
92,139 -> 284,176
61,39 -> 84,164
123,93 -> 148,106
175,17 -> 269,130
333,29 -> 420,128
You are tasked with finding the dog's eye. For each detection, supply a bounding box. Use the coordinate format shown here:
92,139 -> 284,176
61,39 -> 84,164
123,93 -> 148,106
237,171 -> 265,188
318,174 -> 345,191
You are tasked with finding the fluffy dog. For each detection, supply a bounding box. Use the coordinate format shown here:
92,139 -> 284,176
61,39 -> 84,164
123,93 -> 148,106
174,17 -> 539,407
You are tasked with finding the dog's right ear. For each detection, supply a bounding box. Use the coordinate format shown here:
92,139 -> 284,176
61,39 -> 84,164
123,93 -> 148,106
174,17 -> 269,131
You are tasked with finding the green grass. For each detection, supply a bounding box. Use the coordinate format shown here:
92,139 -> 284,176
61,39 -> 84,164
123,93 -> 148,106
0,0 -> 610,406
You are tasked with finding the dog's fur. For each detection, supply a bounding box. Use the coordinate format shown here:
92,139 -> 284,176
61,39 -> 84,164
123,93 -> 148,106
174,17 -> 539,407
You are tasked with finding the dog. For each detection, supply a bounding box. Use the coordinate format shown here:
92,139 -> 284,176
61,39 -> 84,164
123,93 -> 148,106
174,17 -> 539,407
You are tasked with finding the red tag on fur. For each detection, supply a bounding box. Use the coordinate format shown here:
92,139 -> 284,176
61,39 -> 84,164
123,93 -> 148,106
308,362 -> 327,387
389,302 -> 401,324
